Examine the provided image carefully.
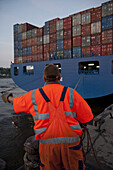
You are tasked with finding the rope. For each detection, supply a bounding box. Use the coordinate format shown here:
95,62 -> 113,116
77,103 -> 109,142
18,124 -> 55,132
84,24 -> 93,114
74,74 -> 82,90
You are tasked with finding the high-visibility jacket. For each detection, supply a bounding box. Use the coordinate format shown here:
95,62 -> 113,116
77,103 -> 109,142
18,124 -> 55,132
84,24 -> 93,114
13,83 -> 93,142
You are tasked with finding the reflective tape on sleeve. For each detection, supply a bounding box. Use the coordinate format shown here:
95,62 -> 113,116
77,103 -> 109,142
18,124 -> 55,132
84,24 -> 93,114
69,88 -> 74,110
34,127 -> 47,135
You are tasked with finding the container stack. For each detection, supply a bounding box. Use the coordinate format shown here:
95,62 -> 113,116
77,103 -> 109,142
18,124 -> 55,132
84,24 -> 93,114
13,0 -> 113,64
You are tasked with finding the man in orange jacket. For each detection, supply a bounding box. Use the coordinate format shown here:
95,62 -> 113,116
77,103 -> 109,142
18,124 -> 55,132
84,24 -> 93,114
2,64 -> 93,170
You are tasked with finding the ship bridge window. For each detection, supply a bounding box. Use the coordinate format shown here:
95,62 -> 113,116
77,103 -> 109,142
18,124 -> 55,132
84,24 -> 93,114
23,65 -> 34,75
46,63 -> 61,73
79,61 -> 99,75
14,67 -> 19,76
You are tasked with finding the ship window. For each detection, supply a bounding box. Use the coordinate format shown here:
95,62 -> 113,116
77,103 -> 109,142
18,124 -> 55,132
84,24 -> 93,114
46,63 -> 61,73
23,65 -> 34,75
79,61 -> 99,74
14,67 -> 19,76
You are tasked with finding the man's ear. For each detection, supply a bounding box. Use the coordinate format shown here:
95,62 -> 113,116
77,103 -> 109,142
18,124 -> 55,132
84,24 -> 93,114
43,76 -> 46,82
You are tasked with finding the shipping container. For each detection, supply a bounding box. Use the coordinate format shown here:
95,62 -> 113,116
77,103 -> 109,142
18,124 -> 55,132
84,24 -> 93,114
64,29 -> 72,39
44,44 -> 50,53
64,39 -> 72,50
91,33 -> 101,46
56,40 -> 64,51
82,24 -> 91,36
73,36 -> 81,47
21,23 -> 37,32
32,46 -> 37,55
102,29 -> 113,44
56,30 -> 63,40
50,42 -> 56,52
18,25 -> 22,33
49,18 -> 59,33
50,33 -> 57,43
31,28 -> 37,37
14,41 -> 18,49
56,51 -> 64,59
56,20 -> 63,30
22,48 -> 27,56
37,36 -> 43,45
37,54 -> 43,61
14,56 -> 19,64
27,47 -> 32,55
82,36 -> 90,47
91,21 -> 101,34
44,52 -> 50,61
26,38 -> 32,47
14,49 -> 18,57
63,16 -> 72,30
82,47 -> 91,56
101,15 -> 113,30
72,13 -> 81,26
102,44 -> 113,55
26,30 -> 32,39
18,33 -> 22,41
82,12 -> 91,25
14,33 -> 18,41
18,41 -> 22,49
50,52 -> 57,60
22,32 -> 26,40
91,6 -> 102,22
73,47 -> 81,58
31,37 -> 37,46
43,35 -> 49,44
18,57 -> 22,63
18,49 -> 22,57
91,45 -> 101,56
43,21 -> 49,35
37,28 -> 43,36
102,1 -> 113,17
64,49 -> 72,58
72,25 -> 81,37
14,24 -> 19,33
37,45 -> 43,54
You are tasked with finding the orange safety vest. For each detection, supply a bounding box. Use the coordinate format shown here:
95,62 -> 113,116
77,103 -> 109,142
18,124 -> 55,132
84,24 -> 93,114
31,86 -> 82,143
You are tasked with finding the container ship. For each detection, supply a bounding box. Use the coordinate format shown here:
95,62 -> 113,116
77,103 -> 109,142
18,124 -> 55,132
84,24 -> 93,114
11,0 -> 113,99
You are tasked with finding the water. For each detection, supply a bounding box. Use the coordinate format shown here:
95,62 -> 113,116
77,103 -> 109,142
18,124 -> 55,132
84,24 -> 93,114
0,78 -> 35,169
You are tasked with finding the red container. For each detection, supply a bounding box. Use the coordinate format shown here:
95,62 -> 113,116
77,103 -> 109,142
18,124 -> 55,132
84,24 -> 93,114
91,33 -> 101,46
37,27 -> 43,36
26,38 -> 32,47
37,54 -> 43,61
49,18 -> 59,33
82,24 -> 91,36
44,44 -> 50,53
63,16 -> 72,30
37,45 -> 43,54
14,56 -> 18,64
22,23 -> 37,32
32,46 -> 38,54
64,29 -> 72,39
31,37 -> 37,46
73,36 -> 81,47
50,33 -> 56,43
82,47 -> 91,56
81,8 -> 94,14
91,6 -> 101,22
64,39 -> 72,50
50,42 -> 56,52
44,52 -> 50,61
102,30 -> 113,44
102,44 -> 113,55
91,45 -> 101,56
22,40 -> 26,48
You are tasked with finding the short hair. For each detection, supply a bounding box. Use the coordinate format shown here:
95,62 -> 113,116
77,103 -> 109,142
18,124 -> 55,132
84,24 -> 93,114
43,64 -> 60,82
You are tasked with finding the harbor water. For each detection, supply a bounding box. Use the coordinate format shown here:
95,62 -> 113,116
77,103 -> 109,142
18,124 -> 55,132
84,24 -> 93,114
0,78 -> 113,169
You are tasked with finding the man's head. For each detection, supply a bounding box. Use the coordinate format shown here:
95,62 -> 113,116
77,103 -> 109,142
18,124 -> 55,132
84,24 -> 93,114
43,64 -> 61,82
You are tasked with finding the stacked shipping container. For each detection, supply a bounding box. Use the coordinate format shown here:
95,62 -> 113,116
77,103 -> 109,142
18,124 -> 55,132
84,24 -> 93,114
14,0 -> 113,64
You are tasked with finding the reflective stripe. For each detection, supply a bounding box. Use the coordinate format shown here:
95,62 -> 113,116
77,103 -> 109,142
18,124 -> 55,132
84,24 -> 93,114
34,113 -> 49,121
39,136 -> 79,144
31,90 -> 38,115
69,88 -> 74,110
35,127 -> 47,135
64,111 -> 76,117
70,124 -> 81,130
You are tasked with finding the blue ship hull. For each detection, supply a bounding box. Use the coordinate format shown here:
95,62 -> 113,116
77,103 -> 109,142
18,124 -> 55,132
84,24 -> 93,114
11,55 -> 113,99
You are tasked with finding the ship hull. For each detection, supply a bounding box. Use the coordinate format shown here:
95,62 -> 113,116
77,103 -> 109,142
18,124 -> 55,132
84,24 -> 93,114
11,55 -> 113,99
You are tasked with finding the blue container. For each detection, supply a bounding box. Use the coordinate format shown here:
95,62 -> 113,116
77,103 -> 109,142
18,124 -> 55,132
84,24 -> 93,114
18,33 -> 22,41
14,24 -> 18,33
50,52 -> 57,60
56,40 -> 64,51
64,50 -> 72,59
27,47 -> 32,55
14,41 -> 18,49
73,47 -> 81,58
14,49 -> 18,56
18,41 -> 22,49
43,21 -> 50,35
102,15 -> 113,30
18,49 -> 22,57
